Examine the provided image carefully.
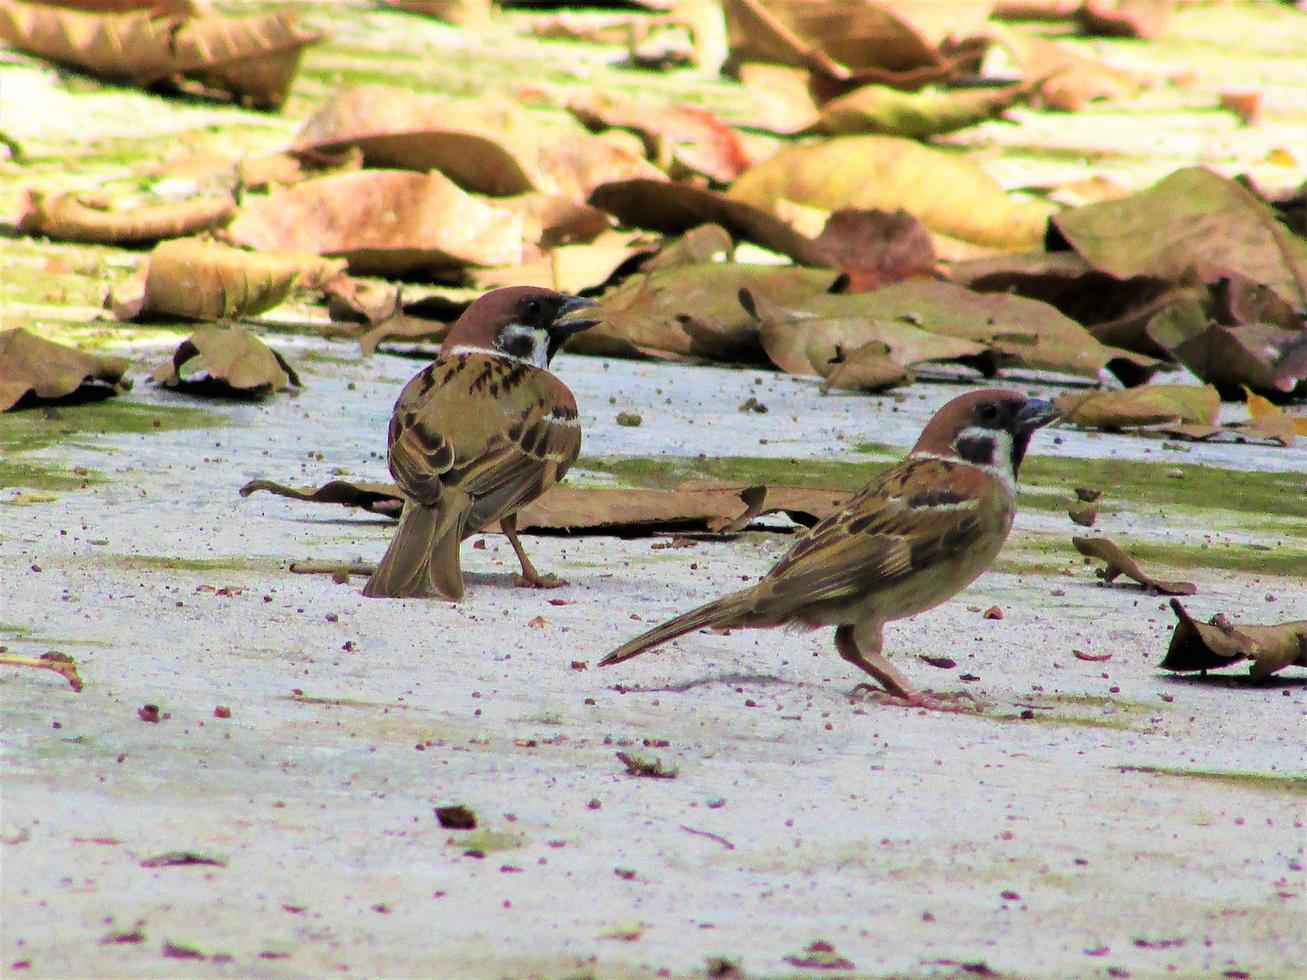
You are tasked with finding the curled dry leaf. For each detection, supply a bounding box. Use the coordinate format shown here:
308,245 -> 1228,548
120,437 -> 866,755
0,650 -> 84,692
1242,386 -> 1307,446
992,26 -> 1142,112
810,208 -> 936,291
17,190 -> 235,245
727,136 -> 1056,250
809,80 -> 1037,138
1072,536 -> 1197,596
239,478 -> 404,517
1055,384 -> 1219,430
590,178 -> 831,265
109,238 -> 345,321
0,2 -> 322,109
573,263 -> 841,361
722,0 -> 992,83
227,169 -> 527,277
1161,598 -> 1307,681
0,328 -> 130,411
567,93 -> 755,184
616,751 -> 678,778
1053,168 -> 1307,313
819,342 -> 914,392
152,326 -> 301,398
471,231 -> 645,297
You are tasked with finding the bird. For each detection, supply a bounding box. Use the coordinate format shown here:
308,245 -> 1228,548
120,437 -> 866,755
362,286 -> 598,600
599,388 -> 1060,711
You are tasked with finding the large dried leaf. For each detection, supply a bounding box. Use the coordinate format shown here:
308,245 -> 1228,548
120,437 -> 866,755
227,170 -> 527,278
0,2 -> 321,109
0,328 -> 130,410
152,326 -> 300,397
1161,599 -> 1307,681
534,135 -> 669,203
1156,318 -> 1307,397
819,341 -> 914,391
17,190 -> 235,245
567,94 -> 755,184
108,239 -> 346,322
1052,168 -> 1307,312
722,0 -> 993,80
810,80 -> 1036,138
1055,385 -> 1219,431
470,231 -> 647,296
742,286 -> 985,376
241,477 -> 854,534
734,62 -> 822,134
590,178 -> 832,265
992,26 -> 1141,112
382,0 -> 490,27
1076,0 -> 1175,40
292,87 -> 544,196
1073,536 -> 1197,596
727,136 -> 1055,250
572,263 -> 842,361
1243,386 -> 1307,446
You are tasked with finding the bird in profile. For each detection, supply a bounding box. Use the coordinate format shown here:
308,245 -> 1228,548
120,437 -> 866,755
599,389 -> 1060,711
362,286 -> 597,600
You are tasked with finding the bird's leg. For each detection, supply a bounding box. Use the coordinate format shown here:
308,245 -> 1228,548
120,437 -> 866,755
836,621 -> 975,713
501,513 -> 567,589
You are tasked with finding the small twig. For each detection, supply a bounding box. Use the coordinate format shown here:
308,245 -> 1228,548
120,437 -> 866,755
679,825 -> 735,850
288,560 -> 377,578
0,651 -> 83,692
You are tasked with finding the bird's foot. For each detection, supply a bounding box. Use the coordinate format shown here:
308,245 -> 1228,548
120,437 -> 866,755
851,683 -> 980,713
512,571 -> 568,590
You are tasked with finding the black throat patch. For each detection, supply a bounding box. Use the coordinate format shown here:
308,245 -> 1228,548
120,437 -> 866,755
955,434 -> 996,467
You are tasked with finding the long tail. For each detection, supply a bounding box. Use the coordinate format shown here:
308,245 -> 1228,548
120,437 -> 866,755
598,587 -> 757,667
362,500 -> 466,599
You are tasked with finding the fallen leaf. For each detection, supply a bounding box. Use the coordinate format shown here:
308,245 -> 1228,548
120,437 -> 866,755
810,80 -> 1036,138
992,25 -> 1142,112
572,262 -> 841,361
1242,385 -> 1307,445
471,231 -> 644,297
1068,504 -> 1097,526
109,238 -> 345,322
434,805 -> 478,829
589,178 -> 831,265
0,650 -> 84,691
16,190 -> 235,245
227,169 -> 528,277
1072,649 -> 1111,662
1052,167 -> 1307,313
152,326 -> 301,398
734,61 -> 821,134
239,478 -> 404,517
784,939 -> 855,970
1072,536 -> 1197,596
0,2 -> 322,109
1055,385 -> 1219,430
818,342 -> 913,392
383,0 -> 490,27
0,329 -> 131,411
809,208 -> 936,291
616,751 -> 678,778
567,93 -> 755,183
1160,599 -> 1307,681
1076,0 -> 1175,39
727,135 -> 1056,250
1163,320 -> 1307,397
139,851 -> 226,868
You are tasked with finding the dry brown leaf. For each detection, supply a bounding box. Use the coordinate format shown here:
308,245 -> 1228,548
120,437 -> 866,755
0,650 -> 84,692
573,263 -> 841,361
742,286 -> 985,377
1160,599 -> 1307,681
734,62 -> 822,134
0,328 -> 130,411
819,341 -> 914,392
727,135 -> 1055,250
240,478 -> 404,517
1055,385 -> 1220,430
1242,385 -> 1307,445
809,80 -> 1037,138
567,94 -> 755,184
809,208 -> 936,291
535,134 -> 669,203
471,231 -> 645,296
641,224 -> 736,272
1073,536 -> 1197,596
227,170 -> 527,278
1076,0 -> 1175,40
1052,168 -> 1307,314
17,190 -> 235,245
993,25 -> 1142,111
382,0 -> 490,26
0,2 -> 322,109
590,178 -> 831,266
991,0 -> 1079,18
153,326 -> 300,397
722,0 -> 993,81
109,238 -> 345,322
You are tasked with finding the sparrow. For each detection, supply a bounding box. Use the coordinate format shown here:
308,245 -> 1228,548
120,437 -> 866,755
362,286 -> 597,600
599,388 -> 1060,711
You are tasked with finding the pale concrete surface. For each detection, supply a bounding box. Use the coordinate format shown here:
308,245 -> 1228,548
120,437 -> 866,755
2,341 -> 1305,979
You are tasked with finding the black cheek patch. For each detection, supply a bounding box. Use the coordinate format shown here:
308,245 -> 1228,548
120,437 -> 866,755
955,435 -> 995,466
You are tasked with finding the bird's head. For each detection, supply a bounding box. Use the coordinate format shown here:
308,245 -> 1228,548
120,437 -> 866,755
912,388 -> 1060,478
442,286 -> 598,368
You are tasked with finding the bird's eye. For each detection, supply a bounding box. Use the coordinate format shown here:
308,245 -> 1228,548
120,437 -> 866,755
977,403 -> 1000,423
524,299 -> 542,318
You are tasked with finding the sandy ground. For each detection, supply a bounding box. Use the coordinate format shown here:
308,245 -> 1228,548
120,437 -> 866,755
2,339 -> 1305,979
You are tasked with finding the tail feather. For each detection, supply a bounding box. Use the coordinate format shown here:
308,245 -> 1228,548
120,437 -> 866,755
599,588 -> 756,667
362,500 -> 466,599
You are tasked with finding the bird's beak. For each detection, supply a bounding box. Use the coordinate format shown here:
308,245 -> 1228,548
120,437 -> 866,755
551,295 -> 599,336
1016,398 -> 1061,431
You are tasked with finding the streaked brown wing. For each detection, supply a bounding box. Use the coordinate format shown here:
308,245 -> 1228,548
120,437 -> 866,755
751,456 -> 988,617
460,404 -> 582,532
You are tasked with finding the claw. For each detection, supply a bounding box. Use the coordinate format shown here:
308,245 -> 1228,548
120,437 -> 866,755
512,571 -> 567,590
850,683 -> 980,713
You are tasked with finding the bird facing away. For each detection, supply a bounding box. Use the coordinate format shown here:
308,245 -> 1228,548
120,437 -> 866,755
362,286 -> 597,600
599,389 -> 1060,710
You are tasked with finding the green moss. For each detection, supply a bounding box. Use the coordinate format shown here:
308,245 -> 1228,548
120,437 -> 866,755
0,464 -> 99,493
1117,765 -> 1306,796
450,829 -> 524,856
0,400 -> 222,457
105,554 -> 274,574
992,692 -> 1159,732
0,622 -> 32,638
